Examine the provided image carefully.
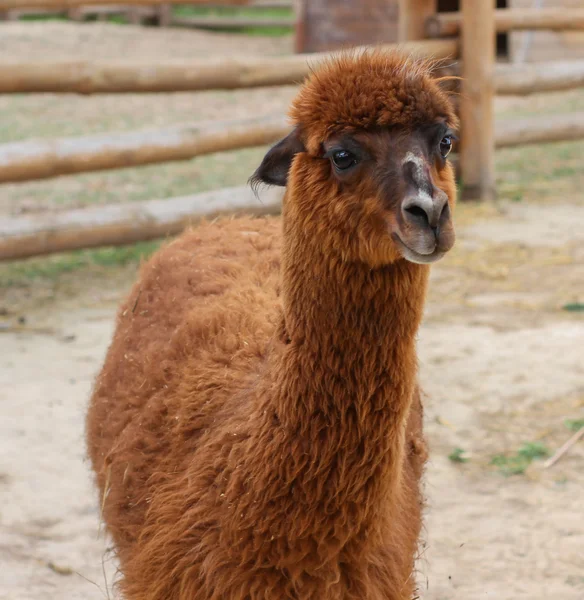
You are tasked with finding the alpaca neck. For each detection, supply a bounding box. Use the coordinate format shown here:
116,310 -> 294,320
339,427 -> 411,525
265,196 -> 429,515
278,209 -> 429,410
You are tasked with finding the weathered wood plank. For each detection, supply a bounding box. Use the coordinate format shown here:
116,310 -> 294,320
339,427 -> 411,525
427,8 -> 584,37
0,40 -> 458,94
0,186 -> 283,261
0,115 -> 290,183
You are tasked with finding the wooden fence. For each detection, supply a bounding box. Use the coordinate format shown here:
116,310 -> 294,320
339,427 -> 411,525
401,0 -> 584,200
2,1 -> 584,259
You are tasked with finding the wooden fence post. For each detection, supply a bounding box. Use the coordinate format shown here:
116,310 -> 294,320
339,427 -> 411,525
294,0 -> 400,53
398,0 -> 436,42
460,0 -> 496,201
67,6 -> 82,21
157,2 -> 171,27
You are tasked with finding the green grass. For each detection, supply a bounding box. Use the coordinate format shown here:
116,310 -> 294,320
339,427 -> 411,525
563,303 -> 584,313
495,139 -> 584,202
565,419 -> 584,432
174,6 -> 292,18
448,447 -> 469,464
491,442 -> 550,476
0,241 -> 161,288
497,89 -> 584,120
19,13 -> 68,22
172,5 -> 293,36
20,12 -> 128,25
496,140 -> 584,184
16,5 -> 293,36
100,14 -> 128,25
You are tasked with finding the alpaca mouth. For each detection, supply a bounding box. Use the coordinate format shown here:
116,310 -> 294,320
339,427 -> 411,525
393,234 -> 446,265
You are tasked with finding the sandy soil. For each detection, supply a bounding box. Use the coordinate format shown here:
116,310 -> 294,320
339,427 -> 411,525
1,20 -> 583,600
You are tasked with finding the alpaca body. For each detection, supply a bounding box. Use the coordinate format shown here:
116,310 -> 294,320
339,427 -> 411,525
88,216 -> 427,600
88,50 -> 458,600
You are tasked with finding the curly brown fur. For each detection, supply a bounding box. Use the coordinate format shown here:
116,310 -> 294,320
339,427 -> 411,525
291,50 -> 458,155
87,50 -> 456,600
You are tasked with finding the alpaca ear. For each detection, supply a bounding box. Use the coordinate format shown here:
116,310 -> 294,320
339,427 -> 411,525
250,128 -> 305,189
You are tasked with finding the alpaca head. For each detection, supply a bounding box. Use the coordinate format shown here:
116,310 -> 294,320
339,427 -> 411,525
252,50 -> 459,267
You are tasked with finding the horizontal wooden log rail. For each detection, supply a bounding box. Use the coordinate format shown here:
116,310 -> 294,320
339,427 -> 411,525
246,0 -> 291,6
73,4 -> 152,14
426,8 -> 584,38
419,60 -> 584,96
495,112 -> 584,148
0,39 -> 457,95
495,60 -> 584,95
0,115 -> 290,184
0,7 -> 65,15
0,186 -> 283,261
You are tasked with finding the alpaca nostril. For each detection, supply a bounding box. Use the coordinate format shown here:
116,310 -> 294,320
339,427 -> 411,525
439,201 -> 450,221
404,205 -> 430,224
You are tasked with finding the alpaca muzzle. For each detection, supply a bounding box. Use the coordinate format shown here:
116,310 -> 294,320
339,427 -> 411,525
394,153 -> 455,264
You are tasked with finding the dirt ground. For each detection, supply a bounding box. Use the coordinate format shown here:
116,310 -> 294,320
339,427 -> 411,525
1,22 -> 583,600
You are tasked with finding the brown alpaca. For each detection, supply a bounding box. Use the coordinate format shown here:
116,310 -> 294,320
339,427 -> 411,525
87,50 -> 458,600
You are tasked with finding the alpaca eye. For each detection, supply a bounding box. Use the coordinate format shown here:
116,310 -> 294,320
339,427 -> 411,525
331,149 -> 357,171
439,136 -> 453,158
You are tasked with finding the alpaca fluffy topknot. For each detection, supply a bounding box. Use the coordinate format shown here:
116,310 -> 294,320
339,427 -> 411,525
290,50 -> 458,154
